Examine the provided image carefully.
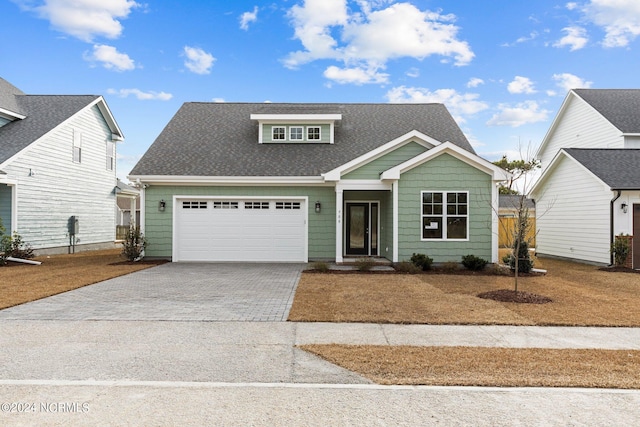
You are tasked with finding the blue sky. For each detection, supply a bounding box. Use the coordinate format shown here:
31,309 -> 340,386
3,0 -> 640,181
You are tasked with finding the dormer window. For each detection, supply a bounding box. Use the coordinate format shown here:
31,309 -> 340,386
290,126 -> 303,141
251,113 -> 342,144
272,127 -> 285,140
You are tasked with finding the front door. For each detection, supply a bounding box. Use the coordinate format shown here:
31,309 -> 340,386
634,204 -> 640,269
345,202 -> 379,256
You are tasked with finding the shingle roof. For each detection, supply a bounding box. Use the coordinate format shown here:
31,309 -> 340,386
0,93 -> 100,164
130,102 -> 474,177
564,148 -> 640,189
0,78 -> 25,116
499,194 -> 535,209
574,89 -> 640,134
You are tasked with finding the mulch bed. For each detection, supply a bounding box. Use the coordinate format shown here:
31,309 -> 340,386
109,259 -> 169,266
598,266 -> 640,274
305,267 -> 542,277
477,289 -> 553,304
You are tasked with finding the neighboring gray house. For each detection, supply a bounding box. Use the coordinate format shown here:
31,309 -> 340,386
531,89 -> 640,267
0,78 -> 124,254
129,102 -> 508,263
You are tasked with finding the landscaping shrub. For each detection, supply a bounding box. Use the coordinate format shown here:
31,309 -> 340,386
611,235 -> 631,267
355,257 -> 375,272
311,261 -> 330,272
461,254 -> 488,271
4,232 -> 34,260
410,253 -> 433,271
0,218 -> 10,265
393,261 -> 421,274
121,226 -> 147,262
509,241 -> 534,273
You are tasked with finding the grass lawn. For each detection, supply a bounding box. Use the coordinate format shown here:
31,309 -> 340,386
290,257 -> 640,388
0,249 -> 164,309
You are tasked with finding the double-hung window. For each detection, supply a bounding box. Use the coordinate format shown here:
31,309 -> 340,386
272,127 -> 285,141
307,126 -> 321,140
421,191 -> 468,240
289,126 -> 303,141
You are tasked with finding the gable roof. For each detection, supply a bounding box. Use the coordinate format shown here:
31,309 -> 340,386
563,148 -> 640,190
573,89 -> 640,134
0,78 -> 124,166
129,102 -> 474,178
499,194 -> 535,210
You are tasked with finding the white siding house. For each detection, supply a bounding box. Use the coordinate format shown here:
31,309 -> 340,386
531,89 -> 640,267
0,78 -> 124,254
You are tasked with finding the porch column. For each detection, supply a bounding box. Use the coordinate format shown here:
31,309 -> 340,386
335,188 -> 343,263
130,197 -> 137,227
392,180 -> 399,263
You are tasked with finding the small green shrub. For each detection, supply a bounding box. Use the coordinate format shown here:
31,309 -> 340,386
355,257 -> 375,272
461,254 -> 488,271
121,227 -> 147,262
311,261 -> 330,272
440,261 -> 460,273
410,253 -> 433,271
509,241 -> 534,273
0,218 -> 10,265
4,232 -> 34,260
611,235 -> 631,267
394,261 -> 421,274
502,253 -> 512,265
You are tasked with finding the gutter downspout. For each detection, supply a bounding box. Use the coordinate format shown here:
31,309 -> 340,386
610,190 -> 622,266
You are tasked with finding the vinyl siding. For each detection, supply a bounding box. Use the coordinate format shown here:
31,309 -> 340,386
0,184 -> 11,231
3,104 -> 116,249
535,155 -> 612,264
397,153 -> 493,263
540,95 -> 623,170
144,185 -> 336,259
343,142 -> 428,180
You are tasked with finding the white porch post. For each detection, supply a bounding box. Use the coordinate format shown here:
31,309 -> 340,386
491,182 -> 499,263
335,188 -> 343,263
392,180 -> 399,263
139,186 -> 146,234
130,197 -> 137,227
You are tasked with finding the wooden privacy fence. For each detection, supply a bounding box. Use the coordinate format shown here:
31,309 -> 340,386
498,217 -> 536,248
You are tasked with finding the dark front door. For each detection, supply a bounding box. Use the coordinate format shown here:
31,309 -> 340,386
345,202 -> 379,256
634,204 -> 640,269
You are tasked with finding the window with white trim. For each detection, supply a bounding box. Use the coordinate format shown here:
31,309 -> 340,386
272,127 -> 285,140
245,201 -> 270,209
421,191 -> 468,240
307,127 -> 321,140
213,201 -> 239,209
276,201 -> 301,210
289,126 -> 303,141
182,201 -> 208,209
73,130 -> 82,163
106,141 -> 115,171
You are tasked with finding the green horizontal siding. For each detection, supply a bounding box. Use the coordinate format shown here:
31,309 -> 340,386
343,142 -> 428,180
144,185 -> 336,259
397,153 -> 493,263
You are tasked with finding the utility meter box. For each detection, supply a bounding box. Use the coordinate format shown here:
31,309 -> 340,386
69,216 -> 79,235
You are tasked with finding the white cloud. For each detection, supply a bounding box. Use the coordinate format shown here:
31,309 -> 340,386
240,6 -> 258,30
16,0 -> 139,42
106,88 -> 173,101
487,101 -> 549,127
502,31 -> 538,47
323,65 -> 388,84
552,73 -> 593,92
183,46 -> 216,75
582,0 -> 640,47
386,86 -> 488,123
284,0 -> 474,81
507,76 -> 537,94
566,2 -> 579,11
84,44 -> 135,71
466,77 -> 484,88
553,26 -> 588,51
212,98 -> 225,103
406,67 -> 420,78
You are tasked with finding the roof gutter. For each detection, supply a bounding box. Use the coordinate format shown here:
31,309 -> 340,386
610,190 -> 622,266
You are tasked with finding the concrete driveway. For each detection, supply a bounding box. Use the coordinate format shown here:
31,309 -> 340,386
0,263 -> 304,321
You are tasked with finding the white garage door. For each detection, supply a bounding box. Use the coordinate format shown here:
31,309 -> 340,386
174,198 -> 307,262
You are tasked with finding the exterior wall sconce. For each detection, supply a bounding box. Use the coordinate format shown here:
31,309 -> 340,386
159,200 -> 166,212
315,201 -> 321,213
621,203 -> 628,213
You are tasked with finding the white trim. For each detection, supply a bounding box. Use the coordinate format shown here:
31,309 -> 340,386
0,107 -> 26,120
335,189 -> 343,263
336,180 -> 392,192
272,126 -> 286,141
381,142 -> 510,182
323,130 -> 442,181
250,113 -> 342,121
392,181 -> 399,263
307,126 -> 321,141
289,126 -> 304,141
171,195 -> 308,262
128,175 -> 329,186
139,186 -> 146,236
420,191 -> 470,242
491,183 -> 499,263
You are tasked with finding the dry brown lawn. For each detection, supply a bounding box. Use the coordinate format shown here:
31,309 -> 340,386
288,257 -> 640,326
0,249 -> 164,309
301,345 -> 640,389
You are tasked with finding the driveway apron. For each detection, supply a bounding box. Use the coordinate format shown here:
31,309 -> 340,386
0,263 -> 304,321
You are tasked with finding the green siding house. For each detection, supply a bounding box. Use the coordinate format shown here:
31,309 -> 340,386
129,103 -> 508,263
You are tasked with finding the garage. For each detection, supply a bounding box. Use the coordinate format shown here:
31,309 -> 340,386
173,197 -> 307,262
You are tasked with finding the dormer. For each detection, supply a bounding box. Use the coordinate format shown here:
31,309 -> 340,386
250,113 -> 342,144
